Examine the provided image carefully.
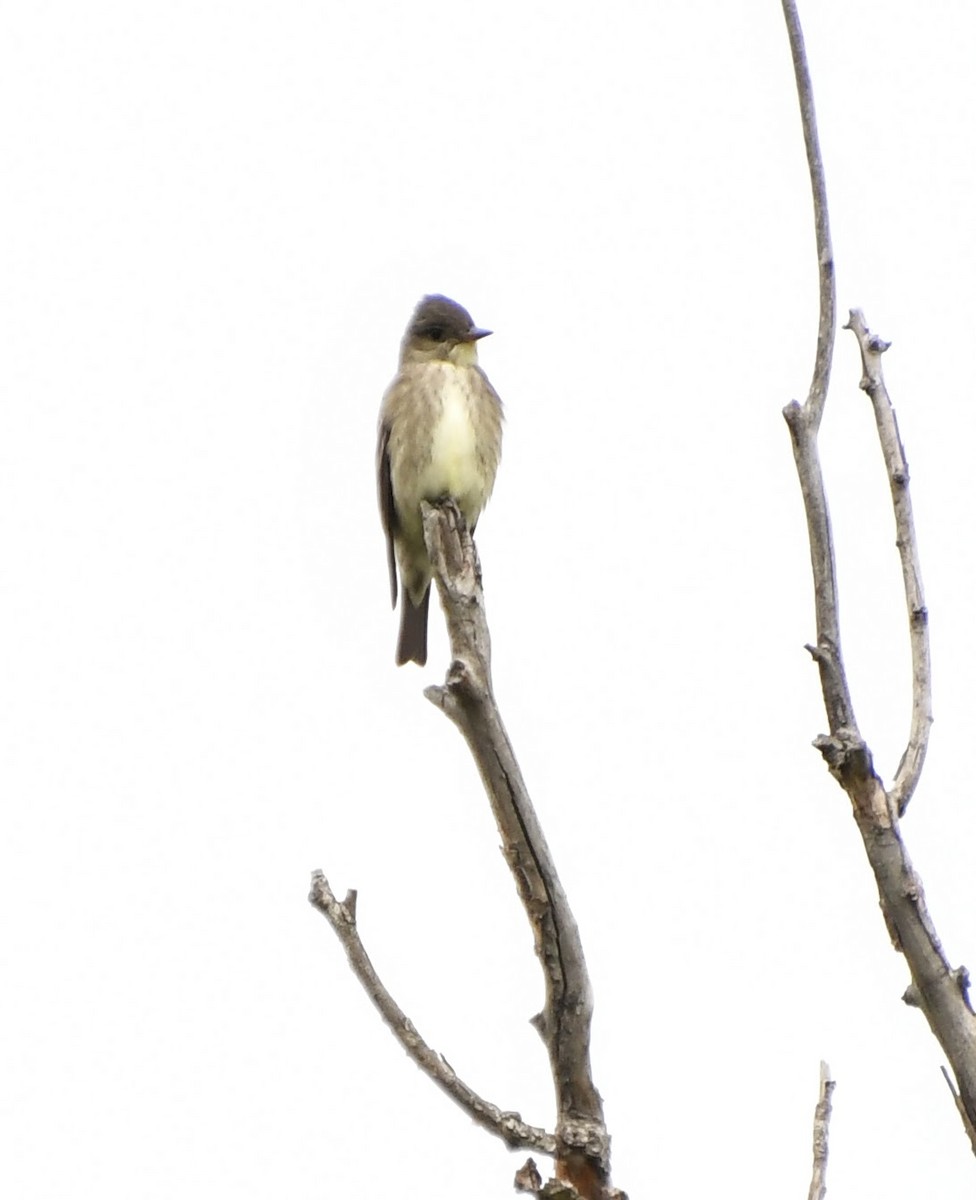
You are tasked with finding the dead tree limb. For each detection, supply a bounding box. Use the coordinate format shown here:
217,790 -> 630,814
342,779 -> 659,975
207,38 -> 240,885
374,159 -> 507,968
422,499 -> 612,1200
781,0 -> 976,1156
845,309 -> 932,815
780,0 -> 852,733
806,1061 -> 835,1200
312,498 -> 614,1200
309,873 -> 556,1156
782,0 -> 835,428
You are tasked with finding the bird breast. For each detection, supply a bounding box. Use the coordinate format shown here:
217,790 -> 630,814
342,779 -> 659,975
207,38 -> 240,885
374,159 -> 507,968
416,367 -> 486,516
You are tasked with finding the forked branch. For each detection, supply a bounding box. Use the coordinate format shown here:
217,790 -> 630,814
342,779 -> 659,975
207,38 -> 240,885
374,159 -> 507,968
311,499 -> 615,1200
309,874 -> 556,1155
781,0 -> 976,1154
422,500 -> 612,1200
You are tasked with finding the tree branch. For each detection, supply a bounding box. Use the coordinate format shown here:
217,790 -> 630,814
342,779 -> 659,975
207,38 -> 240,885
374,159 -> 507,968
780,0 -> 854,734
845,309 -> 932,815
806,1061 -> 835,1200
421,499 -> 610,1200
309,872 -> 556,1157
782,0 -> 976,1154
781,0 -> 835,428
812,725 -> 976,1145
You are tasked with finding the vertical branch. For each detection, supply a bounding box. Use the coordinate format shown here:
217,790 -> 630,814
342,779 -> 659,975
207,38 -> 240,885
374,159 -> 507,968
782,0 -> 835,426
782,0 -> 976,1154
781,0 -> 855,733
806,1062 -> 835,1200
845,310 -> 932,814
422,499 -> 612,1200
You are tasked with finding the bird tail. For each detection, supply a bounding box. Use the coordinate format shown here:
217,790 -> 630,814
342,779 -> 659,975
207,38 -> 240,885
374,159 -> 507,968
396,588 -> 430,666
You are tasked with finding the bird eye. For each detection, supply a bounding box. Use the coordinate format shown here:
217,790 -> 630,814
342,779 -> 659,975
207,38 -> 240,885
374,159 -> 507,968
424,324 -> 445,341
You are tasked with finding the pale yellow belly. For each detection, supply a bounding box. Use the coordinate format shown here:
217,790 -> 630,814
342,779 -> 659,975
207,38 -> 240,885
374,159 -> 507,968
415,375 -> 486,517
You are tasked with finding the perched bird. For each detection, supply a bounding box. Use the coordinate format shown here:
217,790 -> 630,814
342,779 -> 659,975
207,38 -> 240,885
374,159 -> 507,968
377,294 -> 504,666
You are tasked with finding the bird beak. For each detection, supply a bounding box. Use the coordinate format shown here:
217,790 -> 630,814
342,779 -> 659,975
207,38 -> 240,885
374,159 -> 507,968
468,327 -> 492,341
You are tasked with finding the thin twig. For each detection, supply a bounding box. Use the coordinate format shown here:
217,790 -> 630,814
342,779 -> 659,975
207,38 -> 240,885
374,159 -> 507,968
845,309 -> 932,815
782,0 -> 835,426
309,871 -> 557,1156
421,499 -> 610,1200
806,1061 -> 835,1200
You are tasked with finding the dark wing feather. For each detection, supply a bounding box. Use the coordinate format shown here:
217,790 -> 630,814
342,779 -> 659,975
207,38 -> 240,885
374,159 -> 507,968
376,419 -> 398,607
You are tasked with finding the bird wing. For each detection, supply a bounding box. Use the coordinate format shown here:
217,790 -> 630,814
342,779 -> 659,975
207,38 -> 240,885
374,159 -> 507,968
376,417 -> 398,607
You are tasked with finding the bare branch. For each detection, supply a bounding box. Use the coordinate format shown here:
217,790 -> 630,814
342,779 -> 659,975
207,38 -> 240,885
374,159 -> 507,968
845,309 -> 932,815
795,364 -> 976,1155
783,0 -> 976,1155
309,871 -> 556,1157
781,0 -> 852,735
421,499 -> 610,1200
806,1061 -> 835,1200
809,729 -> 976,1141
785,405 -> 857,734
782,0 -> 836,426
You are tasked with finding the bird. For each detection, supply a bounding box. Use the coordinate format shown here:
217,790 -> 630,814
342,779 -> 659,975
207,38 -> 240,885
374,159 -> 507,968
377,294 -> 504,666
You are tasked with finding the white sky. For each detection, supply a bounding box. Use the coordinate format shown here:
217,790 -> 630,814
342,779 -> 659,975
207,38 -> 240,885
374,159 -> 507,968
2,2 -> 975,1196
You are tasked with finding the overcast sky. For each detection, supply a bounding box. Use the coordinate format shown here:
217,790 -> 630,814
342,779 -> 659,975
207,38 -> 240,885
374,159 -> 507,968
3,2 -> 975,1197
